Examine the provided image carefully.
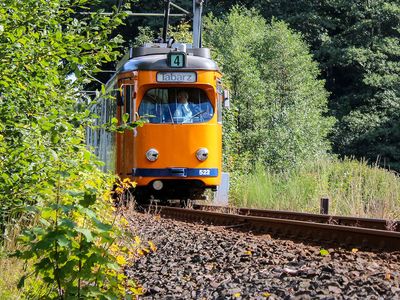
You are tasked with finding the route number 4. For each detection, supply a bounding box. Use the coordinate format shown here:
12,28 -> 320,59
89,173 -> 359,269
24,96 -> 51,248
169,53 -> 185,68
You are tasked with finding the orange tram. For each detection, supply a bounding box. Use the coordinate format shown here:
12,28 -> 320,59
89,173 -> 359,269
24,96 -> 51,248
87,43 -> 229,203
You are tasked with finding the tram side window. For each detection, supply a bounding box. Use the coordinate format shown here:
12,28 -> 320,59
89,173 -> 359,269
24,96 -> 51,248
110,88 -> 117,122
124,86 -> 131,121
138,88 -> 214,124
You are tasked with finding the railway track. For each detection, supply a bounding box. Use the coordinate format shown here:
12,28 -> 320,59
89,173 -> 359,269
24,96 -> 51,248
193,204 -> 400,232
145,204 -> 400,251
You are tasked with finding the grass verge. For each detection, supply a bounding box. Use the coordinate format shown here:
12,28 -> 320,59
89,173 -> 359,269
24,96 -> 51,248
0,249 -> 24,300
229,158 -> 400,219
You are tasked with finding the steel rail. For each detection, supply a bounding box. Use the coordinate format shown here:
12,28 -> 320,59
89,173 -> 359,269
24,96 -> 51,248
193,204 -> 400,232
153,206 -> 400,251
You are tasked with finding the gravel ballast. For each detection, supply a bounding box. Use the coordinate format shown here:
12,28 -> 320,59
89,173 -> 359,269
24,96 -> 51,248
125,212 -> 400,299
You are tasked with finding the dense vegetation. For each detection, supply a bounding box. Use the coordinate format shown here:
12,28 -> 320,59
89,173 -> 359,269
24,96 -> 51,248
0,0 -> 146,298
256,0 -> 400,171
204,8 -> 334,171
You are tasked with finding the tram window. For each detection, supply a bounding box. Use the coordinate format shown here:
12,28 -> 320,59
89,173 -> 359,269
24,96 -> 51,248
125,86 -> 131,121
138,88 -> 214,124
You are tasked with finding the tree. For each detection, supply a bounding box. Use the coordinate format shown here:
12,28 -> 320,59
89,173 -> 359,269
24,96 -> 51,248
203,8 -> 268,173
212,0 -> 400,170
0,0 -> 144,297
0,0 -> 124,231
204,7 -> 334,171
203,0 -> 400,170
323,1 -> 400,170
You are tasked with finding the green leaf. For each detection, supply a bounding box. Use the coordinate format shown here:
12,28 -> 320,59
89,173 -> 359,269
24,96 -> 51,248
79,207 -> 96,219
41,208 -> 56,220
39,218 -> 51,227
66,190 -> 84,197
51,132 -> 60,144
17,275 -> 26,289
57,235 -> 70,247
81,192 -> 96,207
76,228 -> 94,242
83,150 -> 91,161
81,42 -> 94,50
106,262 -> 120,271
32,227 -> 46,236
122,113 -> 129,123
319,249 -> 330,256
34,238 -> 53,251
59,218 -> 77,229
55,31 -> 62,41
93,217 -> 112,232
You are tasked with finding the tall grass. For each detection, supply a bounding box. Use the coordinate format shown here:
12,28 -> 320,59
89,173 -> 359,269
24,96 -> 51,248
0,224 -> 25,300
230,158 -> 400,219
0,253 -> 24,300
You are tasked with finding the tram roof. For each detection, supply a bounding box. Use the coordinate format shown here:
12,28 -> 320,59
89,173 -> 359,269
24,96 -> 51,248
117,45 -> 219,73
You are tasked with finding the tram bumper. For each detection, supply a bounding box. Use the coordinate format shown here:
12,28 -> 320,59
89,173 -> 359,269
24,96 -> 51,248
132,168 -> 218,177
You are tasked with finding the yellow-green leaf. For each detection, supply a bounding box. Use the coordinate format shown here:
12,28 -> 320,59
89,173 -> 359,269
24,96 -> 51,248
320,248 -> 330,256
116,255 -> 126,266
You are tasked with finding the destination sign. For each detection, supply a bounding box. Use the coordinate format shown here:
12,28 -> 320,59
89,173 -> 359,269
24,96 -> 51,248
156,72 -> 197,83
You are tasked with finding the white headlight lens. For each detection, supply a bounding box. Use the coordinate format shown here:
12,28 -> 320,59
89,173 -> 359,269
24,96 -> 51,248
152,180 -> 163,190
196,148 -> 209,161
146,148 -> 159,161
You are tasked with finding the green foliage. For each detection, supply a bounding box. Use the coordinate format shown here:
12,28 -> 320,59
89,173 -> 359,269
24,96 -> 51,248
0,0 -> 145,297
167,22 -> 193,44
0,0 -> 126,233
133,26 -> 155,47
133,22 -> 192,46
319,249 -> 330,256
204,7 -> 334,171
14,173 -> 141,299
230,157 -> 400,219
317,1 -> 400,171
233,0 -> 400,170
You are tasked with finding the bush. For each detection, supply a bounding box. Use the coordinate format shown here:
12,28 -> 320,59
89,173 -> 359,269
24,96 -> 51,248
0,0 -> 147,297
204,7 -> 334,171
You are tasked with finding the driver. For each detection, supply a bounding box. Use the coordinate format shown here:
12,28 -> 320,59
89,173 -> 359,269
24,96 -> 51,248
173,90 -> 194,123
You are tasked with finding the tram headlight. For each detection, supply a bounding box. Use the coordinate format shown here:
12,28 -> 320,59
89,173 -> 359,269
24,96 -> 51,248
196,148 -> 209,161
152,180 -> 163,190
146,148 -> 159,162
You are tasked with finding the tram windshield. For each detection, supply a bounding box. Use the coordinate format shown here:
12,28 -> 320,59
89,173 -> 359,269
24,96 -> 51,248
138,88 -> 214,124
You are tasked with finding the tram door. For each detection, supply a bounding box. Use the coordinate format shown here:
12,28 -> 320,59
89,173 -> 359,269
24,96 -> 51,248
117,78 -> 137,178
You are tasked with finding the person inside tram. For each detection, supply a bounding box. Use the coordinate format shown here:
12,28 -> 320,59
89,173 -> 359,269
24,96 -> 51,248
173,90 -> 194,123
